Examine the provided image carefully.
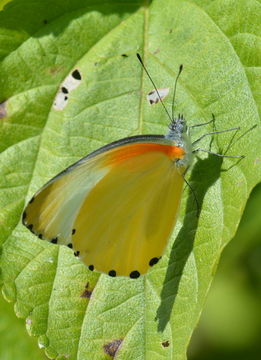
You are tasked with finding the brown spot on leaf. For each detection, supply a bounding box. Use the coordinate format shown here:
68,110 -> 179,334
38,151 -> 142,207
46,65 -> 64,76
162,340 -> 170,347
80,282 -> 93,299
103,339 -> 123,358
153,48 -> 160,55
0,101 -> 7,119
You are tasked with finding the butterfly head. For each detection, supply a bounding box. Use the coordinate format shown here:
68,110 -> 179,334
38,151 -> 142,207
166,114 -> 193,167
168,114 -> 187,139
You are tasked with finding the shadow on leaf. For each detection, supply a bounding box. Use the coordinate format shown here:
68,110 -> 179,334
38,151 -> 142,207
156,154 -> 223,332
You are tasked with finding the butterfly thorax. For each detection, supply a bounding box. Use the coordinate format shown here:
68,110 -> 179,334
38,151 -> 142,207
165,114 -> 193,168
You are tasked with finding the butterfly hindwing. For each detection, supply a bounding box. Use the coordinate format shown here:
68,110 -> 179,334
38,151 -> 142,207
73,149 -> 184,277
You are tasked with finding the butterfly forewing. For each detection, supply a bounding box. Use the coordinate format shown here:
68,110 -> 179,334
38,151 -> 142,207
23,137 -> 186,278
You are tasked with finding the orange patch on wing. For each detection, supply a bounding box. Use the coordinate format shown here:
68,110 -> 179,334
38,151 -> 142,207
105,143 -> 185,166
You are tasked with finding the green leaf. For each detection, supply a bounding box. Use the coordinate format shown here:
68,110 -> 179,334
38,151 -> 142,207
0,292 -> 47,359
0,0 -> 260,359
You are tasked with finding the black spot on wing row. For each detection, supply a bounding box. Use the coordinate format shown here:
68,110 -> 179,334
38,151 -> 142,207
84,262 -> 143,278
149,257 -> 161,267
129,270 -> 140,279
82,260 -> 143,278
108,270 -> 116,277
22,214 -> 61,245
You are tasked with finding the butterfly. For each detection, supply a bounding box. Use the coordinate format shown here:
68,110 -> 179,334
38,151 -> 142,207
22,55 -> 243,279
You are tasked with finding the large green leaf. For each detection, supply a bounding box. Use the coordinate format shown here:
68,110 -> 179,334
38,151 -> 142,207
0,0 -> 260,359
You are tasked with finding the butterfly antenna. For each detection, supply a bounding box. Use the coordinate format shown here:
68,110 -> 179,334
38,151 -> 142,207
136,53 -> 172,123
171,64 -> 183,121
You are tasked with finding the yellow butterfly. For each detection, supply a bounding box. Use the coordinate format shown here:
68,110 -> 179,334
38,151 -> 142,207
22,55 -> 242,279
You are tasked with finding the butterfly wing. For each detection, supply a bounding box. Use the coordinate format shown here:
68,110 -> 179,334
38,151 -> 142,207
23,136 -> 186,277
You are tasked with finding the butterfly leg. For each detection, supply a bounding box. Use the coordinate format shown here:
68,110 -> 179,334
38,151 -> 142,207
192,127 -> 241,147
189,113 -> 215,130
192,148 -> 244,159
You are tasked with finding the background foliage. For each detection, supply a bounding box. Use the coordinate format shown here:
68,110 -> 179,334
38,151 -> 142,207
0,0 -> 260,359
189,183 -> 261,360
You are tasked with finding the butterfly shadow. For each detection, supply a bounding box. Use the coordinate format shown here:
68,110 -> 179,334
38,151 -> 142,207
155,153 -> 223,332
